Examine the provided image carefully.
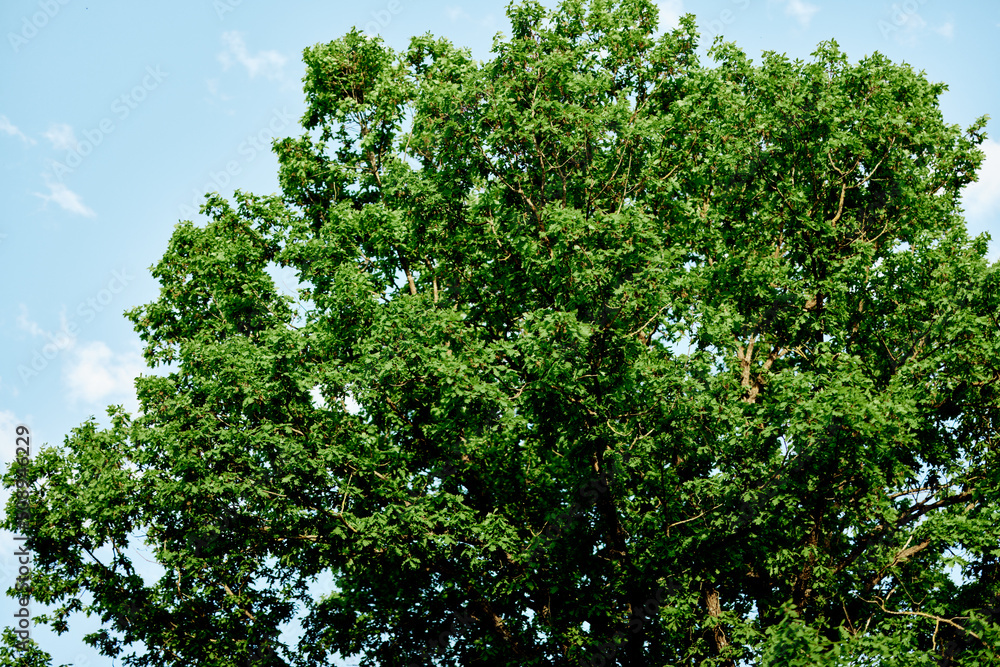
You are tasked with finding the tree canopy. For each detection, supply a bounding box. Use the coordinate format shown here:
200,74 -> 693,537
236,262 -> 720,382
5,1 -> 1000,665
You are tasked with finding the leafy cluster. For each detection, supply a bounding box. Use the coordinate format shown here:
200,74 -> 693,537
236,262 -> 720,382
5,1 -> 1000,665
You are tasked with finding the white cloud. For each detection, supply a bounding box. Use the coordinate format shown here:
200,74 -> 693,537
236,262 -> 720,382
63,340 -> 144,410
16,304 -> 46,339
14,310 -> 145,413
782,0 -> 819,28
881,8 -> 928,47
900,14 -> 927,44
16,305 -> 78,346
16,306 -> 77,352
443,6 -> 497,29
656,0 -> 684,31
934,21 -> 954,39
205,77 -> 232,101
881,11 -> 953,47
445,6 -> 471,22
33,177 -> 96,218
0,115 -> 34,144
43,122 -> 78,151
15,307 -> 79,386
218,31 -> 287,81
963,138 -> 1000,222
204,77 -> 235,113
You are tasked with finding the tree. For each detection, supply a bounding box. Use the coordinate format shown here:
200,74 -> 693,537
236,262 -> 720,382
5,1 -> 1000,665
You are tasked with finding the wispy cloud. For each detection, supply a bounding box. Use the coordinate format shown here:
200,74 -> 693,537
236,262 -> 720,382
893,12 -> 927,46
16,306 -> 78,388
17,306 -> 77,350
218,31 -> 287,81
445,6 -> 470,22
768,0 -> 818,29
204,77 -> 235,113
33,176 -> 96,218
878,6 -> 952,46
64,340 -> 143,410
16,305 -> 44,338
205,77 -> 232,101
444,6 -> 498,29
781,0 -> 819,28
0,115 -> 35,145
15,312 -> 144,412
43,123 -> 78,151
934,21 -> 954,39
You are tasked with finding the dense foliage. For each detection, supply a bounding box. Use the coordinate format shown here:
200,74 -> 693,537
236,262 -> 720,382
5,1 -> 1000,665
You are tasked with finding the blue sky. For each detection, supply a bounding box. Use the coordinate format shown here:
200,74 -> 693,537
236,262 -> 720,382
1,0 -> 998,664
